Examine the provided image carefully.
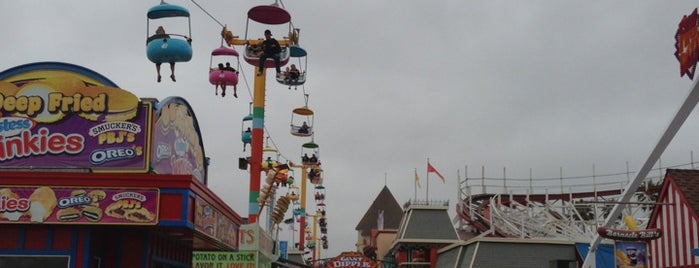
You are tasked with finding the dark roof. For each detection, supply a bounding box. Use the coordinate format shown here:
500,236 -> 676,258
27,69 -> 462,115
355,186 -> 403,235
651,169 -> 699,221
396,205 -> 459,241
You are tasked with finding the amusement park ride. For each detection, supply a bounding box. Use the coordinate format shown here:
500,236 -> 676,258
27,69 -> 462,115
146,0 -> 327,263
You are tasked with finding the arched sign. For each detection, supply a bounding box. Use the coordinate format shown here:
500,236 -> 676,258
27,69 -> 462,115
0,62 -> 151,172
327,252 -> 375,268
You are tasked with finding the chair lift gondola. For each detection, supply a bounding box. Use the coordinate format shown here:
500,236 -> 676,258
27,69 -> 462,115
241,113 -> 252,150
286,169 -> 295,185
146,2 -> 193,65
243,5 -> 291,70
308,167 -> 323,185
290,101 -> 314,137
209,46 -> 239,97
277,45 -> 307,89
314,187 -> 325,202
288,185 -> 300,201
261,139 -> 279,172
301,141 -> 319,166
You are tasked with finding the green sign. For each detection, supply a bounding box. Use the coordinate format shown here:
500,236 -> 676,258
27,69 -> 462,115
192,251 -> 257,268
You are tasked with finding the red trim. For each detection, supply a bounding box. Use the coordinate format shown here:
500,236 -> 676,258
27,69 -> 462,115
160,193 -> 184,221
25,225 -> 48,250
0,225 -> 20,249
0,170 -> 243,254
75,229 -> 86,268
52,228 -> 72,250
191,177 -> 242,224
0,171 -> 192,188
0,171 -> 242,225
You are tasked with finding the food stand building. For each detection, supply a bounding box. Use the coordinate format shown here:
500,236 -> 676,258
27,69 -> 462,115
0,62 -> 242,268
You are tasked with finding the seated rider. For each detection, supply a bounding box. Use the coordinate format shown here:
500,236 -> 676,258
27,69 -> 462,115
147,26 -> 170,43
215,63 -> 226,96
223,62 -> 238,98
257,30 -> 282,76
298,121 -> 309,134
288,64 -> 300,81
223,62 -> 237,72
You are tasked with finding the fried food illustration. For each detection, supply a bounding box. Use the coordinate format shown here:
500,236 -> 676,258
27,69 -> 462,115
124,207 -> 155,223
56,207 -> 82,222
87,190 -> 106,205
0,188 -> 23,221
28,187 -> 57,223
105,199 -> 154,223
81,206 -> 104,222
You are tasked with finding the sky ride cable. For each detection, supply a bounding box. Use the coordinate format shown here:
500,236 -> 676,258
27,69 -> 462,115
189,0 -> 224,27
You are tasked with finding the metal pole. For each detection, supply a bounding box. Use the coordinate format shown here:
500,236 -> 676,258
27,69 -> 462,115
248,66 -> 267,224
582,77 -> 699,268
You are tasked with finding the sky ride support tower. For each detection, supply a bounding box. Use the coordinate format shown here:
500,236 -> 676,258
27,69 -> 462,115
223,4 -> 295,226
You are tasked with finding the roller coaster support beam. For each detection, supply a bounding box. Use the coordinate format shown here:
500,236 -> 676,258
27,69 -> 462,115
582,78 -> 699,267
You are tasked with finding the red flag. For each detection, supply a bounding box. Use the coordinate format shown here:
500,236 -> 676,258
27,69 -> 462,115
427,162 -> 445,182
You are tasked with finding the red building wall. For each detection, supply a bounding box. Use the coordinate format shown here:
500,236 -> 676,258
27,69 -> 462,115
648,181 -> 699,267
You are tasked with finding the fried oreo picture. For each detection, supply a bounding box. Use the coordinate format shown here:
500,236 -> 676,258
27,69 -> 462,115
70,189 -> 87,196
81,206 -> 103,222
56,208 -> 82,222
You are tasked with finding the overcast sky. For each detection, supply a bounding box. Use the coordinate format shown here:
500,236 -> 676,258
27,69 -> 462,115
5,0 -> 699,259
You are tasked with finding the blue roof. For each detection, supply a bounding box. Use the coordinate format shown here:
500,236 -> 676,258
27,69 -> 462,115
148,3 -> 190,19
290,46 -> 307,57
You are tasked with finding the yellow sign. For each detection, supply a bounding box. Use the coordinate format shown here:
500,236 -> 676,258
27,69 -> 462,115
192,251 -> 257,268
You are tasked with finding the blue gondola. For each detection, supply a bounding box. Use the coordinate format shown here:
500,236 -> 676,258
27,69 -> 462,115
146,2 -> 193,64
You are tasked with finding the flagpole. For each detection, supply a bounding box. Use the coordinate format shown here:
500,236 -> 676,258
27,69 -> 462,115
414,168 -> 417,201
426,158 -> 430,201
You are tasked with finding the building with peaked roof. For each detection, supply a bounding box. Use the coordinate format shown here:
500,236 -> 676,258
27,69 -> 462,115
355,185 -> 403,261
385,200 -> 461,267
647,169 -> 699,267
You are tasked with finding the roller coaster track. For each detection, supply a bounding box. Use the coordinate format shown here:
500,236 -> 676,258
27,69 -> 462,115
456,185 -> 661,241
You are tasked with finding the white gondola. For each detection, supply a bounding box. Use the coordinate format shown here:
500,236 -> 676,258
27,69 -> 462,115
290,107 -> 313,137
276,45 -> 307,89
301,141 -> 319,166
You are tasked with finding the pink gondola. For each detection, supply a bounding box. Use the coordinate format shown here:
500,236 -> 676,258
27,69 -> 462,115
209,46 -> 239,96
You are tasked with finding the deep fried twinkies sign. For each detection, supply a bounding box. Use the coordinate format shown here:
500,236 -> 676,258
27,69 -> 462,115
0,62 -> 151,172
192,251 -> 256,268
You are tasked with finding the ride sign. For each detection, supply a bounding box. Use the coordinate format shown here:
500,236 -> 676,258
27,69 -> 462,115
676,8 -> 699,79
327,252 -> 376,268
597,226 -> 662,241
